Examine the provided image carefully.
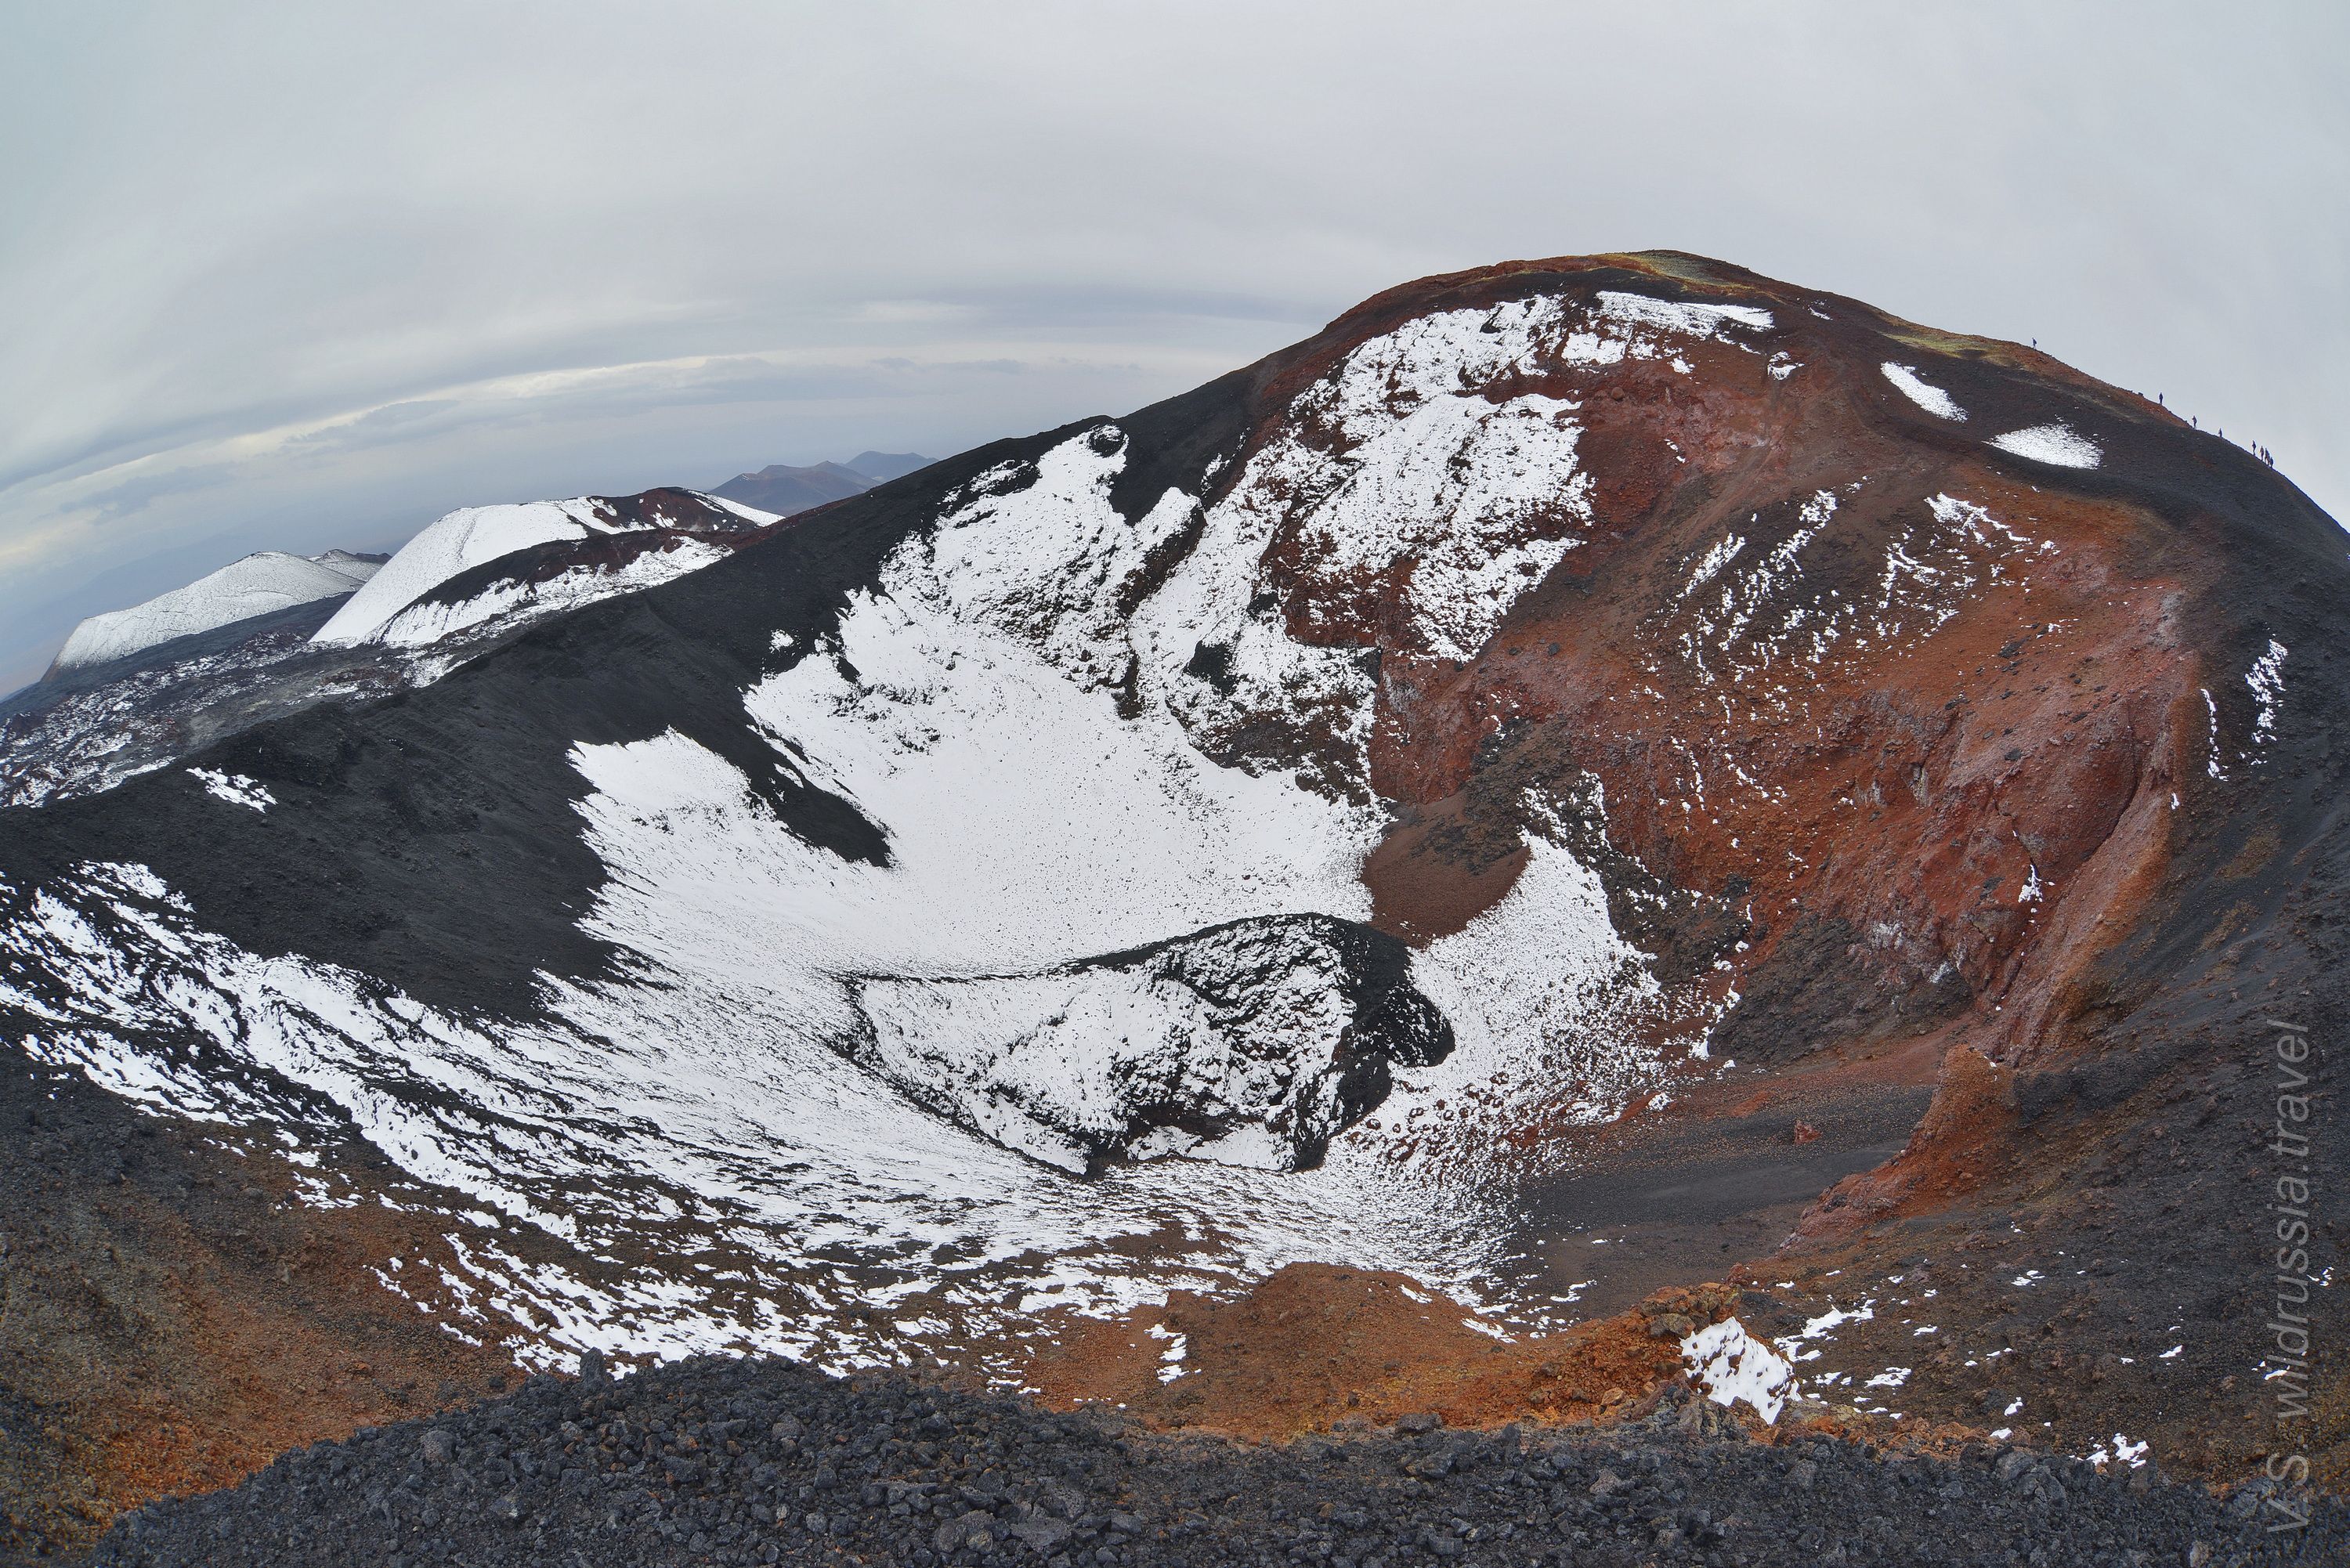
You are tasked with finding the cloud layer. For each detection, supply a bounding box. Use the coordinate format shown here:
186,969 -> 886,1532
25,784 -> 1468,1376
3,2 -> 2343,690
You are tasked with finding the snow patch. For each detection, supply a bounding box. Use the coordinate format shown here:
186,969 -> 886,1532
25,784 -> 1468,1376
1680,535 -> 1748,600
1682,1316 -> 1794,1423
1881,363 -> 1965,421
1195,290 -> 1773,681
1147,1323 -> 1189,1382
909,425 -> 1192,691
1989,423 -> 2102,469
370,537 -> 730,652
1594,291 -> 1773,336
1776,1299 -> 1875,1362
2085,1433 -> 2150,1469
2247,638 -> 2287,748
1224,299 -> 1594,662
186,768 -> 273,812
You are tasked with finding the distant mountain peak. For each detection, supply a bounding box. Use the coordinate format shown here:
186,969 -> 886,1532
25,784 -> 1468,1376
844,450 -> 934,483
710,452 -> 935,516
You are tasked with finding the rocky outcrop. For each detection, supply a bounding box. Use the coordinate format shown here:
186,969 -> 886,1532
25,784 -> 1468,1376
840,915 -> 1452,1174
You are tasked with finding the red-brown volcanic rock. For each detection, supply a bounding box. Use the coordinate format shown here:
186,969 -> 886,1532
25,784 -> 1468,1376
1082,252 -> 2348,1478
1254,256 -> 2207,1063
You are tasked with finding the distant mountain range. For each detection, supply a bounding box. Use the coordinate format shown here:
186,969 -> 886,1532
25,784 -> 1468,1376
708,450 -> 935,516
28,454 -> 934,689
2,488 -> 781,807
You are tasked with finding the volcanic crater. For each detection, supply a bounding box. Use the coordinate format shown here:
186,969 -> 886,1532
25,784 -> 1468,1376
1,251 -> 2343,1557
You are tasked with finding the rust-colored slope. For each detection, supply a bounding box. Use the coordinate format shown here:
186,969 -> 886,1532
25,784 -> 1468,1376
1193,248 -> 2299,1143
0,1061 -> 533,1555
1019,1263 -> 1708,1441
1128,251 -> 2348,1476
1240,256 -> 2206,1068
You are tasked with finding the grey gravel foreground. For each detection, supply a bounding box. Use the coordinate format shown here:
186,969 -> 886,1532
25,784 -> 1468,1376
78,1357 -> 2344,1568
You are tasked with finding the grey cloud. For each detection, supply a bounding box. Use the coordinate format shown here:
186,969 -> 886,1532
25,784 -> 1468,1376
79,461 -> 239,523
288,399 -> 463,450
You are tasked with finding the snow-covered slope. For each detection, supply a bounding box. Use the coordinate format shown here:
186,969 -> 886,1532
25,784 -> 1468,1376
52,551 -> 381,671
313,491 -> 774,648
366,533 -> 734,652
0,386 -> 1677,1367
0,277 -> 1818,1371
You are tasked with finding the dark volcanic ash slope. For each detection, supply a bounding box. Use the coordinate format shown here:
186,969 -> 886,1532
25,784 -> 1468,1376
86,1357 -> 2344,1568
1,253 -> 2345,1545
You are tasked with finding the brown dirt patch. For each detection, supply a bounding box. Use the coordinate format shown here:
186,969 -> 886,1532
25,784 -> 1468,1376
1018,1263 -> 1734,1442
0,1073 -> 533,1555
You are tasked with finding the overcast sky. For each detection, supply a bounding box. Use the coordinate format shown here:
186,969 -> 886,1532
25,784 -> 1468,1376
2,2 -> 2342,692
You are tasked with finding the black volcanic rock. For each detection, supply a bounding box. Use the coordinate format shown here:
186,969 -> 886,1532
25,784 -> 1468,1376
78,1357 -> 2341,1568
836,913 -> 1452,1174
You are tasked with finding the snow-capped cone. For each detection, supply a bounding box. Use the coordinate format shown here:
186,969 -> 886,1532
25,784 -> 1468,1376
313,488 -> 775,647
51,549 -> 383,672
